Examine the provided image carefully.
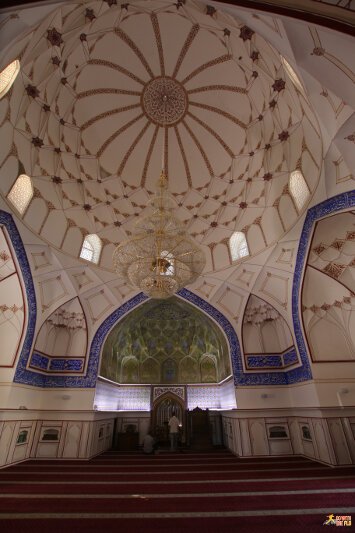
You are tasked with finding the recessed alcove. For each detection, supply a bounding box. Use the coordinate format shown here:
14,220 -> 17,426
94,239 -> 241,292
99,296 -> 231,385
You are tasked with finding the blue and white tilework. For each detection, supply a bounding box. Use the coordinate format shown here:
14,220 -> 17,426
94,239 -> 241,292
49,359 -> 83,371
30,352 -> 49,371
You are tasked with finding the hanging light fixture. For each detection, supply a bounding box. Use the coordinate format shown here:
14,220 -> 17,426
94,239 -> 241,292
113,79 -> 205,299
113,171 -> 206,299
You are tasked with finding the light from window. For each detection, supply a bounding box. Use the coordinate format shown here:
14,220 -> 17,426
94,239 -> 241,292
42,429 -> 59,441
280,56 -> 304,93
0,59 -> 20,99
302,425 -> 312,440
17,430 -> 28,444
80,233 -> 102,264
269,426 -> 288,439
7,174 -> 33,215
229,231 -> 249,261
160,250 -> 174,276
289,170 -> 309,212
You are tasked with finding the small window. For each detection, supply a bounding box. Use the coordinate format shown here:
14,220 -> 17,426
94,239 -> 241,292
269,426 -> 288,439
17,430 -> 28,444
302,425 -> 312,440
289,170 -> 310,212
7,174 -> 34,215
160,250 -> 174,276
280,56 -> 304,93
42,429 -> 59,441
80,233 -> 102,264
0,59 -> 20,99
229,231 -> 249,261
99,427 -> 104,438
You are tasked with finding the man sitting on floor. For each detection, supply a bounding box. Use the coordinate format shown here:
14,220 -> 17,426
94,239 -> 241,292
142,431 -> 155,455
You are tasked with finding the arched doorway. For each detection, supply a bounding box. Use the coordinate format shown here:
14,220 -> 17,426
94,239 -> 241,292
152,393 -> 186,446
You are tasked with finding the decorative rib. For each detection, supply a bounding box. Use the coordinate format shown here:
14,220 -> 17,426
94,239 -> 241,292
172,24 -> 199,79
190,101 -> 247,129
117,121 -> 151,176
141,124 -> 159,187
87,59 -> 145,85
181,54 -> 232,85
81,104 -> 141,130
174,125 -> 192,188
188,84 -> 247,95
114,27 -> 154,78
182,119 -> 214,178
76,89 -> 141,99
164,127 -> 169,177
97,113 -> 144,158
187,111 -> 234,158
151,14 -> 165,76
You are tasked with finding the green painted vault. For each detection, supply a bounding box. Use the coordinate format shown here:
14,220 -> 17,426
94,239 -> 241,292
100,297 -> 231,384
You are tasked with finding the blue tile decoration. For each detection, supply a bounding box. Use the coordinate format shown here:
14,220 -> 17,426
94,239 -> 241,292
247,355 -> 283,368
283,348 -> 298,366
8,190 -> 354,389
30,352 -> 49,370
49,359 -> 83,371
246,348 -> 298,369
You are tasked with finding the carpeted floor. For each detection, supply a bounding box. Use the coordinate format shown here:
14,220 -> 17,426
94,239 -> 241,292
0,450 -> 354,532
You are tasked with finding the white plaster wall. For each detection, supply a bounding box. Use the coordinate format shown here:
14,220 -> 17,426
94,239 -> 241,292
221,407 -> 355,466
0,383 -> 96,411
235,382 -> 355,410
0,410 -> 115,468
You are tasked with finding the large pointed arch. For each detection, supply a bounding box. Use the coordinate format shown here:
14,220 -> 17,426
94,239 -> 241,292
292,190 -> 355,383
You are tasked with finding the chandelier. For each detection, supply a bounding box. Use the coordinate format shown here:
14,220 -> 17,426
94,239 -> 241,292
112,172 -> 206,299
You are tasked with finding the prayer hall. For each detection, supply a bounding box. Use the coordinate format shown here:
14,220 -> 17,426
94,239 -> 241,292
0,0 -> 354,531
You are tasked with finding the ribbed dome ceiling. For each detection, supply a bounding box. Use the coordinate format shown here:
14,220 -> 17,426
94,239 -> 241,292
0,0 -> 322,273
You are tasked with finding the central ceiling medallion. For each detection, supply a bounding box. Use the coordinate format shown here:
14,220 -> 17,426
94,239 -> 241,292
142,76 -> 187,126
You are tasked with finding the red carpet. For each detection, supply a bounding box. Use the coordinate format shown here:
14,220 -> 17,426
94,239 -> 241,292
0,450 -> 354,532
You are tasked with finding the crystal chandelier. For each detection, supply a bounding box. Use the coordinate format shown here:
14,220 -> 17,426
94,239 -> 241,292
112,172 -> 206,299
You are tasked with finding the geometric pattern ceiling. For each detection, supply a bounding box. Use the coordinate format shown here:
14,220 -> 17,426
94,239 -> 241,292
0,0 -> 322,275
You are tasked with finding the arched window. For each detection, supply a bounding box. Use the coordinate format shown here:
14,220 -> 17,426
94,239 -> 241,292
7,174 -> 33,215
17,430 -> 28,444
229,232 -> 249,261
42,429 -> 59,441
302,425 -> 312,440
0,59 -> 20,99
289,170 -> 310,212
80,234 -> 102,264
269,426 -> 288,439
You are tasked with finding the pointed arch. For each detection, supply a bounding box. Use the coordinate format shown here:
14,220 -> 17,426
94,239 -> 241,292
242,294 -> 296,370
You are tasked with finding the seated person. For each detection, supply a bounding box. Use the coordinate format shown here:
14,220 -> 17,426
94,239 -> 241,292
142,431 -> 155,455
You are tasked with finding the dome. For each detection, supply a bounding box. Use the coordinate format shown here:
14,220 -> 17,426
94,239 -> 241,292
0,0 -> 323,275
